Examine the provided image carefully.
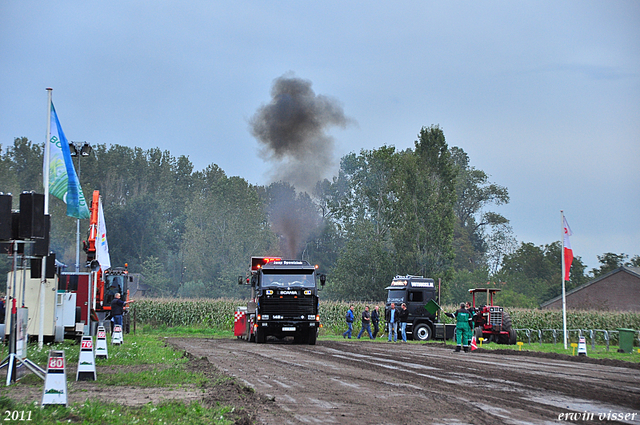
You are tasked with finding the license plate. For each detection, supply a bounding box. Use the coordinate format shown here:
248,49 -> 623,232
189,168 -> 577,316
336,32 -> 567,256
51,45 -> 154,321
282,327 -> 296,331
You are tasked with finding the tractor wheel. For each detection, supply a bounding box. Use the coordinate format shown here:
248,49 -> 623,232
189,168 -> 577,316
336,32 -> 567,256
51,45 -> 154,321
502,311 -> 513,331
474,326 -> 484,341
508,328 -> 517,345
413,323 -> 432,341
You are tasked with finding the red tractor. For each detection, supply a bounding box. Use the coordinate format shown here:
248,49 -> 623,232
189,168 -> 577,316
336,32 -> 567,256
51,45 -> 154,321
469,288 -> 517,345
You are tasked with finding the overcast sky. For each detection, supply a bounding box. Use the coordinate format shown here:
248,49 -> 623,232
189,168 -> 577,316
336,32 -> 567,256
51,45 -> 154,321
1,1 -> 638,271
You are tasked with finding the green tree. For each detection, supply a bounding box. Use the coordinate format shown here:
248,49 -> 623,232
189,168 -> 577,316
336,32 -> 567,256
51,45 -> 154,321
590,252 -> 638,277
181,170 -> 276,297
493,241 -> 587,307
325,220 -> 394,301
141,255 -> 172,296
450,146 -> 512,273
392,126 -> 457,278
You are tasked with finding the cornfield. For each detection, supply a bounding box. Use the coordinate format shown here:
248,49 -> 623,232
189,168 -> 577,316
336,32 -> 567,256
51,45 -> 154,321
131,298 -> 640,344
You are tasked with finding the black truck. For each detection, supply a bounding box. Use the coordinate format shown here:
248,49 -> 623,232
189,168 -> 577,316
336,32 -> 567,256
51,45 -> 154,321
238,257 -> 326,344
385,275 -> 455,341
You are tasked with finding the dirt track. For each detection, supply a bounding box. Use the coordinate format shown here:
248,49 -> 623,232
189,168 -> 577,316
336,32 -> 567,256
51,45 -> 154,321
170,337 -> 640,425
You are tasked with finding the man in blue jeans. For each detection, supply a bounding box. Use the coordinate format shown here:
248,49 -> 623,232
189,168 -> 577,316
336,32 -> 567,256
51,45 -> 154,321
385,303 -> 400,342
399,303 -> 409,342
110,293 -> 134,329
343,305 -> 355,339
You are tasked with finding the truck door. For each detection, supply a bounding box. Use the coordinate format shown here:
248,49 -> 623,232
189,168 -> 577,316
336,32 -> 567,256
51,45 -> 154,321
407,290 -> 423,316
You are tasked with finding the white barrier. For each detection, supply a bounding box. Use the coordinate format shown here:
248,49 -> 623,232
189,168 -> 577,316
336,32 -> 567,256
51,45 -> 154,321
95,326 -> 109,359
112,324 -> 123,345
42,351 -> 67,406
76,335 -> 97,381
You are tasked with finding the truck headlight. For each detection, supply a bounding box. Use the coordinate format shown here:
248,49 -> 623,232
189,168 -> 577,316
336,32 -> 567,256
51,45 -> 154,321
262,314 -> 269,320
307,315 -> 315,320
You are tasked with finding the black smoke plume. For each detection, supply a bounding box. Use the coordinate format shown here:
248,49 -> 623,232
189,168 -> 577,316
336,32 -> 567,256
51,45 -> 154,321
250,74 -> 352,259
249,73 -> 351,193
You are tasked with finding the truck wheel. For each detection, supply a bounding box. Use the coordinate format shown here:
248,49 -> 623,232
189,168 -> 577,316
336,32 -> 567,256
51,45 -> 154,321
413,323 -> 432,341
256,328 -> 265,344
308,330 -> 317,345
508,328 -> 517,345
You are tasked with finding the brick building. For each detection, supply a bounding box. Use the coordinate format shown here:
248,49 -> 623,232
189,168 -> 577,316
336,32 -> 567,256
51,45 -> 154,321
540,266 -> 640,311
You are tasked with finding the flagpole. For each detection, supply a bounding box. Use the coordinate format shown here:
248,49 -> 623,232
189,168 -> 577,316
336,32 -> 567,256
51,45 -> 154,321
561,210 -> 568,350
38,88 -> 53,348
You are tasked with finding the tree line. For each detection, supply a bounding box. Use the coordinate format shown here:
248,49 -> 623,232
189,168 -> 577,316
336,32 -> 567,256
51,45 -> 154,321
1,128 -> 637,307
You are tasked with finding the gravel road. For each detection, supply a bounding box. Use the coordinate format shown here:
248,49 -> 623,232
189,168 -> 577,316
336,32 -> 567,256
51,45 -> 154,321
169,337 -> 640,425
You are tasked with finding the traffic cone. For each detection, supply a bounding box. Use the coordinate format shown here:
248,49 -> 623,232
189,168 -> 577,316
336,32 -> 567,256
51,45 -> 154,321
470,336 -> 478,351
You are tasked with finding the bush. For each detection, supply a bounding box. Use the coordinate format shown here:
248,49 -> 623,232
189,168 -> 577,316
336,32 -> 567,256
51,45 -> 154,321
131,298 -> 640,345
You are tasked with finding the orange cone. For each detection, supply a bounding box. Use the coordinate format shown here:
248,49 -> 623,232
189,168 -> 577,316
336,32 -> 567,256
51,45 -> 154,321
470,336 -> 478,351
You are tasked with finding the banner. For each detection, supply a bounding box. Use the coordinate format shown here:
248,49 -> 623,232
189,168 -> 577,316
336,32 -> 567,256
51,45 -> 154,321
45,103 -> 90,219
562,216 -> 573,281
96,197 -> 111,271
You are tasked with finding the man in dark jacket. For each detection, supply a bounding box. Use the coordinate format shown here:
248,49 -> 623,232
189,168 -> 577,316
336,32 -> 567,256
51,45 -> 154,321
357,306 -> 373,339
385,303 -> 400,342
399,303 -> 409,342
371,305 -> 380,338
110,293 -> 133,329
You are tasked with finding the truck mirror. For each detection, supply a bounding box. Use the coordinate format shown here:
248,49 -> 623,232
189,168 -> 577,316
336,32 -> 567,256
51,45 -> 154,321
238,276 -> 244,285
319,274 -> 326,286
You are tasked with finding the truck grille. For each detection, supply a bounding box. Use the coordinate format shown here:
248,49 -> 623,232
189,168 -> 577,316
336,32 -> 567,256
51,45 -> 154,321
260,297 -> 314,318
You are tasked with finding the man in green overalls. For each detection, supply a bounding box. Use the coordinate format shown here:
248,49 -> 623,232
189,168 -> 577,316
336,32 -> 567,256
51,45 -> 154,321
454,302 -> 472,353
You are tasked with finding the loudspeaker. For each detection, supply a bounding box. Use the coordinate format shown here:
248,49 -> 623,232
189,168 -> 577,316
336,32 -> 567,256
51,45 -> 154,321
0,193 -> 11,241
0,213 -> 23,254
0,211 -> 18,254
33,215 -> 51,257
30,253 -> 56,279
90,260 -> 100,272
19,192 -> 45,239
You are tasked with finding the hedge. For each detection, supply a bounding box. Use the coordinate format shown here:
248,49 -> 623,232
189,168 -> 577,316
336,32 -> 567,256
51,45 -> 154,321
131,298 -> 640,344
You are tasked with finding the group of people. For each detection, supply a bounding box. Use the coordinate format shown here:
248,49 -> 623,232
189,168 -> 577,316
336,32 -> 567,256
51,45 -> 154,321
343,305 -> 382,339
342,301 -> 478,352
342,302 -> 410,342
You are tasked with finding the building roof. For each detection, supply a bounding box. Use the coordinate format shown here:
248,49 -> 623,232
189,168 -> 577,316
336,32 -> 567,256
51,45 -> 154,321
539,266 -> 640,308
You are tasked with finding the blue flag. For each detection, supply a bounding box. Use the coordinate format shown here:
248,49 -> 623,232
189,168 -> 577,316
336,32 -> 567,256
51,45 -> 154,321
45,103 -> 90,219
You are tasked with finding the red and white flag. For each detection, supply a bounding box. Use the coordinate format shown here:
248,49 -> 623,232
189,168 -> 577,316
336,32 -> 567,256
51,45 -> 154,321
563,216 -> 573,281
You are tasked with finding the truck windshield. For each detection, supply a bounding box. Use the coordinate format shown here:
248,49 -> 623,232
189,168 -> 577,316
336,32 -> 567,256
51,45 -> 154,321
387,289 -> 406,304
261,274 -> 315,288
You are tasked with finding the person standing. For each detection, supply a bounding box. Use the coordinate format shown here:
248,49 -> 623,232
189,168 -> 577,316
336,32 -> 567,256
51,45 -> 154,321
454,302 -> 472,352
0,296 -> 5,325
371,305 -> 380,339
110,293 -> 133,329
357,306 -> 373,339
343,305 -> 355,339
385,303 -> 400,342
399,303 -> 409,342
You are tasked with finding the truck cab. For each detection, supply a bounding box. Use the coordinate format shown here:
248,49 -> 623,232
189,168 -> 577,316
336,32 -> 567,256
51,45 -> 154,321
238,257 -> 326,344
385,275 -> 438,341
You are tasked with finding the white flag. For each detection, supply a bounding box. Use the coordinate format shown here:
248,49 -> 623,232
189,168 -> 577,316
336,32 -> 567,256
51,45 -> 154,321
96,197 -> 111,272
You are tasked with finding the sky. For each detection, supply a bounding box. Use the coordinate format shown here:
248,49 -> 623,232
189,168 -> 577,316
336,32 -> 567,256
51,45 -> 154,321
1,1 -> 638,271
